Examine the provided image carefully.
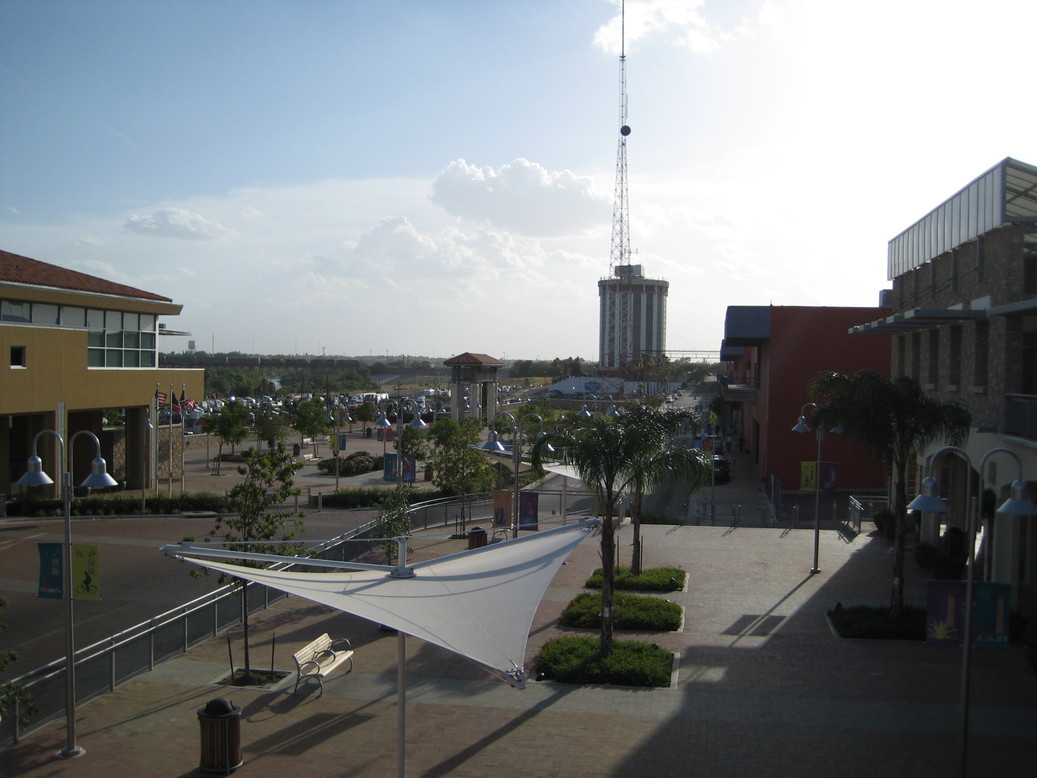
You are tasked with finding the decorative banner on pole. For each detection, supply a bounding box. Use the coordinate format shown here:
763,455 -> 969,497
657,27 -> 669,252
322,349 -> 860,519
926,580 -> 1012,648
519,492 -> 538,531
492,490 -> 511,529
72,544 -> 100,601
800,462 -> 817,491
383,453 -> 397,481
38,542 -> 63,599
402,454 -> 417,483
819,462 -> 838,492
338,434 -> 348,452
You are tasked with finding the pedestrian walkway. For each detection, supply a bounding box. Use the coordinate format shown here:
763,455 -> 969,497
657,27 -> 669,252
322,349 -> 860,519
4,515 -> 1037,776
4,442 -> 1036,776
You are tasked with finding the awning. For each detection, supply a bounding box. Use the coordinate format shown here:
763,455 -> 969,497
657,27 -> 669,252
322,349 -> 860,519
848,307 -> 987,335
161,519 -> 598,687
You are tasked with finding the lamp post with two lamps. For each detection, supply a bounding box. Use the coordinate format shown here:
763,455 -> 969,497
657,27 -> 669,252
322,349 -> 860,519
394,399 -> 427,483
907,446 -> 1036,778
16,429 -> 118,760
481,412 -> 547,539
792,402 -> 824,574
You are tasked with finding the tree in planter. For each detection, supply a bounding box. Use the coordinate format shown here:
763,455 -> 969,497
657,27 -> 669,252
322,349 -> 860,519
0,597 -> 36,729
188,443 -> 304,684
618,405 -> 710,574
208,401 -> 250,475
375,485 -> 413,564
809,370 -> 969,616
532,407 -> 709,657
351,400 -> 376,431
293,398 -> 330,456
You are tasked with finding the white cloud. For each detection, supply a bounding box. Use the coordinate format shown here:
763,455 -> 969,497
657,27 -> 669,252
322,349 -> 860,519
123,207 -> 235,241
594,0 -> 735,55
430,159 -> 609,236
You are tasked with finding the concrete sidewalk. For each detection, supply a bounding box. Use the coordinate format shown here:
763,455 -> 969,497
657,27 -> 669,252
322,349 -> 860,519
4,512 -> 1037,776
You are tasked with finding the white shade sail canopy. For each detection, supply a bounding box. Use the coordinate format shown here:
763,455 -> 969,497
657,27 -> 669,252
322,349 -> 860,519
162,520 -> 597,687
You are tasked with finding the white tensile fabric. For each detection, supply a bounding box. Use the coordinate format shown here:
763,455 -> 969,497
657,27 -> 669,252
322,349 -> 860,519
169,521 -> 596,684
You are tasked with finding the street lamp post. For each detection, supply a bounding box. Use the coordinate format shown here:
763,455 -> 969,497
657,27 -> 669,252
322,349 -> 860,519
493,412 -> 545,539
396,399 -> 427,483
907,446 -> 1036,778
792,402 -> 823,574
16,429 -> 118,760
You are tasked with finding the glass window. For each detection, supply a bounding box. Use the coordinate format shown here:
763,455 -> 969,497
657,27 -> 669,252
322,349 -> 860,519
123,350 -> 140,367
141,332 -> 156,349
140,313 -> 155,333
104,310 -> 122,331
1,300 -> 29,322
32,303 -> 59,325
87,330 -> 104,347
87,348 -> 105,367
106,330 -> 123,348
86,309 -> 104,329
123,312 -> 139,332
140,351 -> 156,367
124,331 -> 140,348
61,306 -> 86,327
105,349 -> 124,367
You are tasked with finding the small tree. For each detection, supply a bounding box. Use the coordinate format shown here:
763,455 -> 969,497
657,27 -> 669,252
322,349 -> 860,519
427,418 -> 495,530
253,406 -> 288,450
192,443 -> 304,683
294,398 -> 330,456
0,597 -> 36,728
208,402 -> 250,474
375,485 -> 413,563
351,400 -> 377,430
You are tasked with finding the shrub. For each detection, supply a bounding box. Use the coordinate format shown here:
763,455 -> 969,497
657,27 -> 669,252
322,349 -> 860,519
534,635 -> 672,687
827,603 -> 926,640
585,566 -> 686,592
560,591 -> 682,631
317,451 -> 382,477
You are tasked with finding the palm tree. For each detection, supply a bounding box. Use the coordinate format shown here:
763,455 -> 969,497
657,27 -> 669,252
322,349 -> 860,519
621,405 -> 710,574
533,407 -> 710,656
809,370 -> 970,615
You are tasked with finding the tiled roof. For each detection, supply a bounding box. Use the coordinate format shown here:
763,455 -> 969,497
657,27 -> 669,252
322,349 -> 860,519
444,352 -> 505,366
0,249 -> 173,302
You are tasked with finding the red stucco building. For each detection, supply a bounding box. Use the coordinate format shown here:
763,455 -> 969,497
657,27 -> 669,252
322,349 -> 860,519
720,305 -> 892,498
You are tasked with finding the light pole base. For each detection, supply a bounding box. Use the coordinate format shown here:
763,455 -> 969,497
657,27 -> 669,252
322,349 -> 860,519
58,746 -> 86,759
809,568 -> 821,575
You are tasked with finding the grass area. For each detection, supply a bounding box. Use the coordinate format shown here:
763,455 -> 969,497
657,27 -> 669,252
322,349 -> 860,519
559,591 -> 682,631
534,635 -> 673,687
826,603 -> 926,640
585,566 -> 686,592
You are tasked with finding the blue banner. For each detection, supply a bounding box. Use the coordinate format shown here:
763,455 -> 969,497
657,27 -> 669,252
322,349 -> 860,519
38,542 -> 63,599
519,492 -> 539,530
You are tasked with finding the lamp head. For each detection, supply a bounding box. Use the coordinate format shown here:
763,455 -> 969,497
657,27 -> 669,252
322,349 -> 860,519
996,479 -> 1037,516
16,455 -> 55,486
82,456 -> 119,489
480,430 -> 507,453
791,415 -> 810,433
907,476 -> 950,513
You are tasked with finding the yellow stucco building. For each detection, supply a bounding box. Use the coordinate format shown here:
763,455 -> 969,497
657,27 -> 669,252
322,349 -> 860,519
1,249 -> 203,500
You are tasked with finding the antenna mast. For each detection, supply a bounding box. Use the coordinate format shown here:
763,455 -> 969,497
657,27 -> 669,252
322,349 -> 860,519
603,0 -> 632,369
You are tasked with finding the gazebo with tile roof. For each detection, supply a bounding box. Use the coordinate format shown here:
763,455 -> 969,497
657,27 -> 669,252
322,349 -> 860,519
443,352 -> 505,425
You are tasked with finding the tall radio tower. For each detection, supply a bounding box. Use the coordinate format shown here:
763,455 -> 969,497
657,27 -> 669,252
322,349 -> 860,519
599,1 -> 669,372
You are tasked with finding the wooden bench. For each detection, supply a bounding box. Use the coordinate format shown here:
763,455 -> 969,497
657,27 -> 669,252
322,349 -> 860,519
292,633 -> 354,696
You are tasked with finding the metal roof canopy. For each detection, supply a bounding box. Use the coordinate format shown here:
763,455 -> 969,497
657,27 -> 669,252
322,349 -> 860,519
848,307 -> 987,335
887,157 -> 1037,279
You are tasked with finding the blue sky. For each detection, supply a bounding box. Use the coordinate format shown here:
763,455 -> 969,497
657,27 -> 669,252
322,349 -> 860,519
4,0 -> 1037,360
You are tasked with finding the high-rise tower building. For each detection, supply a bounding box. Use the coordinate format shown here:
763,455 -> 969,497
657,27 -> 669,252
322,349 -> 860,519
598,2 -> 668,371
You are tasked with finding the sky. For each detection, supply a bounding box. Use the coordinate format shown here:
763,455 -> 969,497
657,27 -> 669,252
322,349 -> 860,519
4,0 -> 1037,362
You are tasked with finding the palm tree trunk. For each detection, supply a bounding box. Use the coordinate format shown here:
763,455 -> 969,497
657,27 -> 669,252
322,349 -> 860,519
630,488 -> 644,575
890,467 -> 908,617
600,501 -> 616,657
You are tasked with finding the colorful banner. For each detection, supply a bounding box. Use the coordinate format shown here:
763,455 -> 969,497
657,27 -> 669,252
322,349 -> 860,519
338,434 -> 348,452
800,462 -> 838,491
519,491 -> 539,531
492,490 -> 511,528
383,453 -> 397,481
38,542 -> 63,599
926,580 -> 1012,648
402,454 -> 417,483
72,544 -> 100,601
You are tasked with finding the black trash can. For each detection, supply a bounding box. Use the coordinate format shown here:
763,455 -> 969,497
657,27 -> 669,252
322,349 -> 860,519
365,426 -> 373,438
292,443 -> 301,457
198,697 -> 243,774
468,527 -> 487,549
